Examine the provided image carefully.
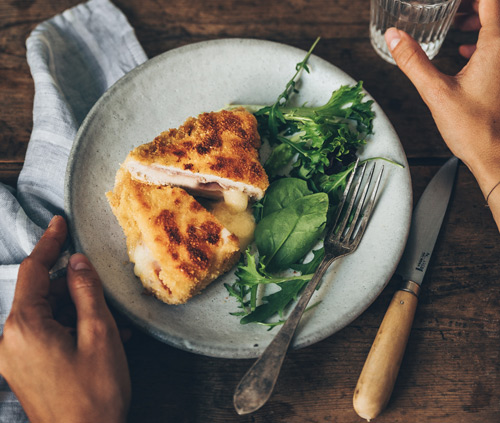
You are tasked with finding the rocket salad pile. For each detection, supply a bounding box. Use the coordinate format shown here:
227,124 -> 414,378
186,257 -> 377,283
225,39 -> 388,328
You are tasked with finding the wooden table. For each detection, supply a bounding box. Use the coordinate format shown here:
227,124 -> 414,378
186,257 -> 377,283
1,1 -> 499,422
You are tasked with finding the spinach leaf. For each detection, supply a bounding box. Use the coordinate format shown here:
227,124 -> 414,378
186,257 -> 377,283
261,178 -> 312,218
255,192 -> 328,272
225,39 -> 392,328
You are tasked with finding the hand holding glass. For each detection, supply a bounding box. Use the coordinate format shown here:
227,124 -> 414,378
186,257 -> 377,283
370,0 -> 462,64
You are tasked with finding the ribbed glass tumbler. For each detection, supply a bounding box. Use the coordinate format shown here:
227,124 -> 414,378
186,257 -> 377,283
370,0 -> 462,64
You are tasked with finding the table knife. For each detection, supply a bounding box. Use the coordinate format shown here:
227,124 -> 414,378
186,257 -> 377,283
353,156 -> 459,421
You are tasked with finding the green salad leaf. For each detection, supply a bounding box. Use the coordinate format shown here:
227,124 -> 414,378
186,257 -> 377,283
259,178 -> 312,217
258,81 -> 374,184
291,248 -> 325,275
225,249 -> 314,324
240,278 -> 309,326
261,37 -> 321,141
255,190 -> 328,272
227,180 -> 327,324
225,249 -> 313,326
225,38 -> 383,327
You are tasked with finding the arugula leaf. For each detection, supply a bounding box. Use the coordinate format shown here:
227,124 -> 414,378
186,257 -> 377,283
256,37 -> 321,141
263,142 -> 295,178
319,156 -> 404,202
318,160 -> 358,201
225,39 -> 388,328
259,82 -> 375,183
227,249 -> 314,323
234,250 -> 313,287
291,248 -> 325,274
278,81 -> 375,133
240,278 -> 309,325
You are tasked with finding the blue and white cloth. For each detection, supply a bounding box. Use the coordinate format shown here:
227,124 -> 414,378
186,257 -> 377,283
0,0 -> 147,419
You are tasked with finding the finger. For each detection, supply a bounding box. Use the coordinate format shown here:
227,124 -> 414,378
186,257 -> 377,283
66,254 -> 117,347
479,0 -> 500,26
28,215 -> 67,271
13,216 -> 67,311
459,44 -> 477,58
47,276 -> 70,312
457,0 -> 478,14
112,310 -> 133,343
457,14 -> 481,31
474,0 -> 500,57
384,28 -> 450,103
473,0 -> 479,13
478,0 -> 500,30
54,303 -> 77,329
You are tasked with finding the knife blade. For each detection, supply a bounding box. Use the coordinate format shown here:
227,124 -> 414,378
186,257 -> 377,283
353,157 -> 459,421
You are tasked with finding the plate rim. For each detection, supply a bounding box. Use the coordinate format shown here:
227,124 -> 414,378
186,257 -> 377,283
65,37 -> 412,358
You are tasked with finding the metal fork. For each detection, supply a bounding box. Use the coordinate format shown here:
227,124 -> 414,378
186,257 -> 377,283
233,160 -> 384,415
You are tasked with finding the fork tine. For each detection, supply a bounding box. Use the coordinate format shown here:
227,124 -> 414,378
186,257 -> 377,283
351,165 -> 384,247
344,163 -> 376,241
336,162 -> 368,238
330,158 -> 360,230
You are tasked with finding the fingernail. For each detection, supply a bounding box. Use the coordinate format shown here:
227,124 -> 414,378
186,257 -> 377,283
69,254 -> 91,271
385,28 -> 401,51
48,215 -> 60,228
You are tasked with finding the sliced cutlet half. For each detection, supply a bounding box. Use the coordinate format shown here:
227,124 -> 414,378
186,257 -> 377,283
123,108 -> 269,210
106,168 -> 241,305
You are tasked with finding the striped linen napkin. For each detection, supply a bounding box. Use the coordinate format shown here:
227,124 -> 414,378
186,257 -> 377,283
0,0 -> 147,420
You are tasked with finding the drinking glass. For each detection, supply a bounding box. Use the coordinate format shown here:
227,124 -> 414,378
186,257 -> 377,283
370,0 -> 462,64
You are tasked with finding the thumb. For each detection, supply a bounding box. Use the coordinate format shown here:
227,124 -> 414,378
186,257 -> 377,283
385,28 -> 450,104
67,254 -> 116,346
478,0 -> 500,31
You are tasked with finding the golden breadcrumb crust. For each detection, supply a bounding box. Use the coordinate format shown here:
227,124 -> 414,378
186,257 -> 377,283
126,108 -> 269,193
106,168 -> 240,304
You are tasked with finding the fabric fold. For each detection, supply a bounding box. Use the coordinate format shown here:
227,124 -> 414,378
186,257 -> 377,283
0,0 -> 147,420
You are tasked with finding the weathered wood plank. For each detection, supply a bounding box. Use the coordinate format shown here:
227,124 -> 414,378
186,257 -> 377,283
0,0 -> 471,176
122,167 -> 499,422
1,2 -> 498,422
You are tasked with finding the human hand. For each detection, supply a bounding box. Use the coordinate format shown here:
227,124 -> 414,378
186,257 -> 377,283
0,216 -> 131,423
383,0 -> 500,207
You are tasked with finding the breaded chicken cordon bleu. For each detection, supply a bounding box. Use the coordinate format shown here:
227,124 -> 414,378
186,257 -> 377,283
106,108 -> 269,304
124,108 -> 268,210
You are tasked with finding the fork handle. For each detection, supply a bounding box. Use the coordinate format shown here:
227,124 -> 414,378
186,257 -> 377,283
233,257 -> 334,415
353,282 -> 420,421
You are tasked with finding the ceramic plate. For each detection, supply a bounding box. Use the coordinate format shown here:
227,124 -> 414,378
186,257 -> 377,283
65,39 -> 412,359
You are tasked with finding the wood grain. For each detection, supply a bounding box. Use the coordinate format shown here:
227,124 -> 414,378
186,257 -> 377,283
1,1 -> 498,422
354,289 -> 420,420
0,0 -> 469,170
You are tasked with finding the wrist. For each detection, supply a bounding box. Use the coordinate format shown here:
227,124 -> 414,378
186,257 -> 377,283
461,144 -> 500,200
486,181 -> 500,203
482,176 -> 500,232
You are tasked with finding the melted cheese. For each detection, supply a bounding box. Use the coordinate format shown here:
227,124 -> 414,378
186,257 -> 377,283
129,240 -> 160,285
223,189 -> 249,213
209,201 -> 255,251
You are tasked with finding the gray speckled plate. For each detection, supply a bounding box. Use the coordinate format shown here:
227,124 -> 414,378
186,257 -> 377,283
65,39 -> 412,359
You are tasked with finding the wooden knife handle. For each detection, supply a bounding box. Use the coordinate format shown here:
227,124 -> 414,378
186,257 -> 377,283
353,282 -> 420,421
